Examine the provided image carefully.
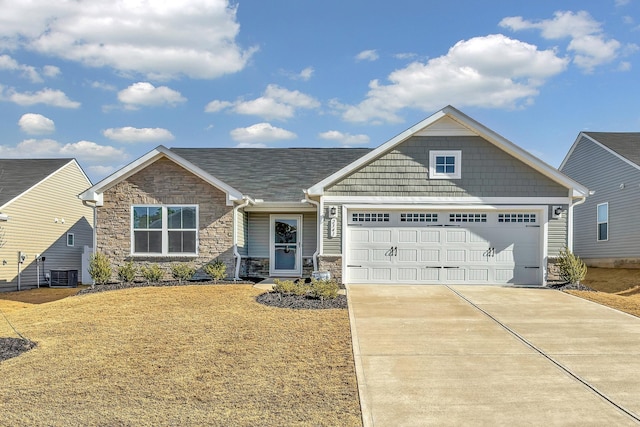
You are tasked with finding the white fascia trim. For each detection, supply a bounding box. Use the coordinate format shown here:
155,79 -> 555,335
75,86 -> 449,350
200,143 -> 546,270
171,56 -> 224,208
79,146 -> 243,206
344,203 -> 548,211
307,105 -> 588,198
565,132 -> 640,173
244,202 -> 316,212
322,196 -> 572,205
0,159 -> 76,210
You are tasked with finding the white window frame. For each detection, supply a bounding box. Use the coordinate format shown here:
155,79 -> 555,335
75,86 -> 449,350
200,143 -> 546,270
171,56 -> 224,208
66,233 -> 75,247
597,202 -> 608,242
429,150 -> 462,179
131,205 -> 199,256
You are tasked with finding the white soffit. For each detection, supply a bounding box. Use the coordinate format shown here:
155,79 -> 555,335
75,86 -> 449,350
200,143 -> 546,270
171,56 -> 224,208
415,115 -> 477,136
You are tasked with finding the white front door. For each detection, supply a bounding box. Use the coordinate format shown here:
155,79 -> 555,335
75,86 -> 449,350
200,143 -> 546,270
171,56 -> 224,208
270,215 -> 303,276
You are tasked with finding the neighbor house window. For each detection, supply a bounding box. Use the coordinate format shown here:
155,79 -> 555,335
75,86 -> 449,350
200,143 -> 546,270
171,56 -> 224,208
597,203 -> 608,241
66,233 -> 75,247
429,150 -> 462,179
132,205 -> 198,255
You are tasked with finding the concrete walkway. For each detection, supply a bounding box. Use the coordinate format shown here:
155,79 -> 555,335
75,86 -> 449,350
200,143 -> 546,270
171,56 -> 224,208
347,285 -> 640,426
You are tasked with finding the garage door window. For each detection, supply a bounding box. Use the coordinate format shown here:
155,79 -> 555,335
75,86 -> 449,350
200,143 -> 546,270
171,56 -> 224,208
449,213 -> 486,223
400,213 -> 438,222
498,213 -> 536,223
351,213 -> 390,222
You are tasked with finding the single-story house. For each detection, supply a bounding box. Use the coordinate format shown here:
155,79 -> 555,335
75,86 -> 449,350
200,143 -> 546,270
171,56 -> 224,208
79,106 -> 588,286
560,132 -> 640,268
0,159 -> 93,291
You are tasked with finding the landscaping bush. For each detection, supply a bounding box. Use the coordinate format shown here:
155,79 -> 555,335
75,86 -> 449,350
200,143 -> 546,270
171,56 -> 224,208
556,246 -> 587,285
272,279 -> 308,296
171,263 -> 196,284
141,264 -> 164,283
203,259 -> 227,282
88,252 -> 112,287
117,261 -> 137,284
309,279 -> 339,300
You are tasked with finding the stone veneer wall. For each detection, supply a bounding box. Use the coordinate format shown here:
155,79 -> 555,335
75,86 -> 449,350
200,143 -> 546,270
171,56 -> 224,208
318,255 -> 343,284
241,258 -> 315,279
97,158 -> 235,281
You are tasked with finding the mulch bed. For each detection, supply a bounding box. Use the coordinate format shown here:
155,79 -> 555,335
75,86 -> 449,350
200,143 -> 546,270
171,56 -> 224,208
256,292 -> 348,310
0,338 -> 36,363
76,279 -> 255,295
549,282 -> 595,291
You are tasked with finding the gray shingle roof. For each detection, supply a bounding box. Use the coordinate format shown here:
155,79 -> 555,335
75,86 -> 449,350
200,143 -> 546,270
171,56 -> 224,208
170,148 -> 372,202
584,132 -> 640,166
0,158 -> 72,207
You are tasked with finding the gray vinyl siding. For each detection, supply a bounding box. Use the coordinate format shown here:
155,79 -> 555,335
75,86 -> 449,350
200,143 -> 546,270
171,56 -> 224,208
322,203 -> 344,256
247,212 -> 317,258
326,136 -> 568,197
548,207 -> 568,257
561,136 -> 640,258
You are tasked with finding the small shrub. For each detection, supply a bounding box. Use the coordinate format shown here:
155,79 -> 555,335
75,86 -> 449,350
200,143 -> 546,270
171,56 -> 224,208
117,261 -> 137,284
140,264 -> 164,283
309,279 -> 339,300
203,259 -> 227,282
556,246 -> 587,285
171,263 -> 196,284
88,252 -> 112,287
272,279 -> 308,296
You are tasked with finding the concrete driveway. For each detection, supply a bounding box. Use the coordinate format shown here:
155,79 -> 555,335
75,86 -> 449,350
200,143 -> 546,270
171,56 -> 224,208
347,285 -> 640,426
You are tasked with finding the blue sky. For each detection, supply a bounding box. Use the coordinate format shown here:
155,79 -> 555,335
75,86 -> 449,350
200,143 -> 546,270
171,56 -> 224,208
0,0 -> 638,183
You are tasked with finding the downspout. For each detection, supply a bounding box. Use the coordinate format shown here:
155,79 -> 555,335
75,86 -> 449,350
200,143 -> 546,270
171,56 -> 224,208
303,191 -> 320,272
567,195 -> 588,252
82,200 -> 98,256
233,196 -> 253,281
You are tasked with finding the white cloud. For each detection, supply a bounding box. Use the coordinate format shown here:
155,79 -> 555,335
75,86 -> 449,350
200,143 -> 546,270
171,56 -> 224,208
103,127 -> 174,143
340,34 -> 568,124
0,54 -> 59,82
91,81 -> 117,91
297,67 -> 314,81
318,130 -> 370,146
0,139 -> 125,164
0,0 -> 256,80
87,164 -> 117,178
235,142 -> 268,148
500,11 -> 623,72
18,113 -> 55,135
3,87 -> 80,108
118,82 -> 186,110
616,0 -> 630,6
356,49 -> 379,61
206,84 -> 320,120
394,52 -> 418,60
230,123 -> 297,143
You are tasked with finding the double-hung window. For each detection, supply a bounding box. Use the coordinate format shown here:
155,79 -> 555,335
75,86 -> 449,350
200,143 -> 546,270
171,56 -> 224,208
597,203 -> 608,241
132,205 -> 198,255
429,150 -> 461,179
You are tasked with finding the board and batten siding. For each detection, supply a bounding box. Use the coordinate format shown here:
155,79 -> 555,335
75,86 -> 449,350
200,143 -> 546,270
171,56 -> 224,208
246,212 -> 317,258
0,161 -> 93,290
561,136 -> 640,258
547,207 -> 568,258
325,136 -> 568,198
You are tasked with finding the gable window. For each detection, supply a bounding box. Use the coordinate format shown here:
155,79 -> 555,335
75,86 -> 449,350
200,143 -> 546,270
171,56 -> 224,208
429,150 -> 461,179
597,203 -> 608,241
132,205 -> 198,255
66,233 -> 75,247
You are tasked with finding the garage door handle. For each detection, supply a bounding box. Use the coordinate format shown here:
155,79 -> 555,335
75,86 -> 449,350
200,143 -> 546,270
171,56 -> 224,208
347,265 -> 362,268
424,266 -> 442,269
524,266 -> 539,269
443,266 -> 460,269
526,225 -> 540,228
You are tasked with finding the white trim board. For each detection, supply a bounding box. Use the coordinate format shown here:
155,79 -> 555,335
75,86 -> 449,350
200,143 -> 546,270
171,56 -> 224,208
322,196 -> 572,205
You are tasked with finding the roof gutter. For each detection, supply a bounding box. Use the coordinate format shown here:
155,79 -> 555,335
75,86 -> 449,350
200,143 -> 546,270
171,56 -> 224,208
233,196 -> 254,280
303,191 -> 320,272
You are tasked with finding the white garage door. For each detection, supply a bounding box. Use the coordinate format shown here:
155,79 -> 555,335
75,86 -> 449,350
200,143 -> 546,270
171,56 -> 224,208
346,211 -> 541,285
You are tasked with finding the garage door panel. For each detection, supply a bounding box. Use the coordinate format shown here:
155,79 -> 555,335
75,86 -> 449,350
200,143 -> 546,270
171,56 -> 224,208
349,268 -> 369,281
398,249 -> 418,262
421,268 -> 441,281
350,229 -> 371,243
421,249 -> 440,262
349,249 -> 369,262
371,268 -> 392,281
371,249 -> 392,261
468,268 -> 489,282
469,249 -> 488,262
446,249 -> 466,262
397,268 -> 418,281
372,229 -> 392,243
420,230 -> 441,243
446,268 -> 465,281
495,269 -> 515,282
446,230 -> 466,243
398,230 -> 418,243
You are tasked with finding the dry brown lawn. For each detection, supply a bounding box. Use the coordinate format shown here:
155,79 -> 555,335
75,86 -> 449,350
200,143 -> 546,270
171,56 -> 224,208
566,267 -> 640,318
0,285 -> 362,427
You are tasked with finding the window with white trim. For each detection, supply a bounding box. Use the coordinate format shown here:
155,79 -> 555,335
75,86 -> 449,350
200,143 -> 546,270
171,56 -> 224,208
351,213 -> 390,222
132,205 -> 198,255
597,203 -> 608,241
449,213 -> 487,223
400,213 -> 438,222
498,213 -> 536,223
429,150 -> 461,179
66,233 -> 75,247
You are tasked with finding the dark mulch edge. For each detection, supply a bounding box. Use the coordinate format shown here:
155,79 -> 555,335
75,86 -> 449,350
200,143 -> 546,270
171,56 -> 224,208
256,292 -> 348,310
548,282 -> 595,291
77,279 -> 256,295
0,338 -> 37,363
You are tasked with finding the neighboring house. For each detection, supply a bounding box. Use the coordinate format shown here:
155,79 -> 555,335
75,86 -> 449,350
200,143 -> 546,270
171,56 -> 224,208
79,106 -> 588,286
0,159 -> 93,291
560,132 -> 640,268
